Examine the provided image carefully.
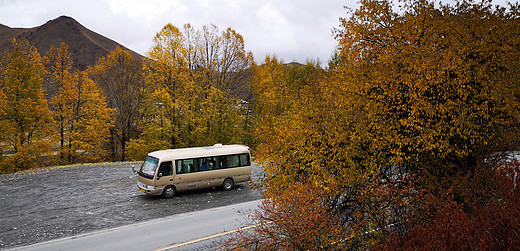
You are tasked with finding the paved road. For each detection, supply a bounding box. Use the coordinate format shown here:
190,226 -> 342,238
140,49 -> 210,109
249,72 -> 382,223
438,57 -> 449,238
11,200 -> 262,251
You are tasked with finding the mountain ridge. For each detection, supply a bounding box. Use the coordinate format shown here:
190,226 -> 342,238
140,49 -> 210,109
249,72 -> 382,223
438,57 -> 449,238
0,16 -> 144,71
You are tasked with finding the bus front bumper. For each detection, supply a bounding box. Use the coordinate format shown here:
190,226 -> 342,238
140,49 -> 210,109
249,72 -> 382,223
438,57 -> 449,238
137,181 -> 162,196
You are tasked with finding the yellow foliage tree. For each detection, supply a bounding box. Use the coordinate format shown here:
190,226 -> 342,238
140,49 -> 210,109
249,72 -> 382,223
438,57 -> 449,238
138,23 -> 195,152
44,42 -> 73,97
50,70 -> 113,164
46,43 -> 113,164
0,39 -> 54,172
69,72 -> 113,162
0,88 -> 9,158
45,42 -> 74,163
127,23 -> 252,160
334,0 -> 520,196
242,0 -> 520,249
89,47 -> 145,161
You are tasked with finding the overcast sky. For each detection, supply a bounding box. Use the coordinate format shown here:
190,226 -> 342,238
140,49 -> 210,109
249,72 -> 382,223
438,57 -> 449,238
0,0 -> 358,65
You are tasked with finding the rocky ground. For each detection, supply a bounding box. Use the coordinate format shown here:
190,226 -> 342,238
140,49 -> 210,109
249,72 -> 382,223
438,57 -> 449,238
0,162 -> 263,249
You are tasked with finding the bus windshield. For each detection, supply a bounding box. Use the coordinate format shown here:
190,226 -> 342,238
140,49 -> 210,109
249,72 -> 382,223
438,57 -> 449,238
139,156 -> 159,179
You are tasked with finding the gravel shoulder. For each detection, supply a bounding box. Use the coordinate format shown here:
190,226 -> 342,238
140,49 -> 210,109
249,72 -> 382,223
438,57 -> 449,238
0,162 -> 263,250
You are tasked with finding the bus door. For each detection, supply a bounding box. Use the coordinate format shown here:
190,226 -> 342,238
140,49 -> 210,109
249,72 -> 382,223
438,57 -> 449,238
156,161 -> 174,190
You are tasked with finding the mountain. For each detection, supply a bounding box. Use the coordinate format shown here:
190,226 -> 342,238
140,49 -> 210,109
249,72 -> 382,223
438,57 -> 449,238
0,16 -> 143,71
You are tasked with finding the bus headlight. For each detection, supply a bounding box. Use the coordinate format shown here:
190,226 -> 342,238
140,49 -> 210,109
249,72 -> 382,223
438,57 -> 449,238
138,181 -> 156,190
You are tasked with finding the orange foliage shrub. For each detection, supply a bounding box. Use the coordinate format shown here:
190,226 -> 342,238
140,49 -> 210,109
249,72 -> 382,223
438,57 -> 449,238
376,159 -> 520,250
224,181 -> 345,250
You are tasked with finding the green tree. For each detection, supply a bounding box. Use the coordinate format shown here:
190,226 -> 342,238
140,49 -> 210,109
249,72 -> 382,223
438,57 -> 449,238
0,39 -> 54,172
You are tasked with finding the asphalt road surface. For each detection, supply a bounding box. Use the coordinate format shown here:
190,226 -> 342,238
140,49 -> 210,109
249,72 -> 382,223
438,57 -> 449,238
0,162 -> 263,250
10,200 -> 262,251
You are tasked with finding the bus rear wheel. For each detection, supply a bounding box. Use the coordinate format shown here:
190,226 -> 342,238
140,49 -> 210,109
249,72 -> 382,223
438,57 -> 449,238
162,186 -> 176,198
222,178 -> 234,191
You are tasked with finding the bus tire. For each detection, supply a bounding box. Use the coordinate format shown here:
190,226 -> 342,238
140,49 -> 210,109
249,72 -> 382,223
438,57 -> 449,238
162,186 -> 176,198
222,178 -> 234,191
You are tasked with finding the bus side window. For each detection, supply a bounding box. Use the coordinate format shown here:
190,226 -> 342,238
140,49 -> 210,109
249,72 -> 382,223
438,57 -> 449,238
192,158 -> 199,172
202,157 -> 216,170
227,155 -> 240,168
176,159 -> 194,174
218,156 -> 227,169
240,154 -> 250,166
175,160 -> 183,174
207,157 -> 216,170
199,158 -> 206,171
158,161 -> 173,176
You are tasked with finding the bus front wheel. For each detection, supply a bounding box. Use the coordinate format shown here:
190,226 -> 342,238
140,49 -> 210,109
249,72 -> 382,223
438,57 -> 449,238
162,186 -> 176,198
222,178 -> 234,191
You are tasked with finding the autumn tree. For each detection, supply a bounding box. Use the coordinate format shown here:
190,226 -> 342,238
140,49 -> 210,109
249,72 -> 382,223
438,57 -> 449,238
89,47 -> 145,161
197,24 -> 254,94
0,39 -> 54,172
333,0 -> 520,199
50,70 -> 113,164
225,181 -> 346,250
229,0 -> 520,249
43,42 -> 73,98
195,24 -> 253,145
332,1 -> 520,244
0,88 -> 9,158
126,23 -> 252,160
44,42 -> 74,162
43,43 -> 113,164
236,57 -> 374,248
133,23 -> 195,156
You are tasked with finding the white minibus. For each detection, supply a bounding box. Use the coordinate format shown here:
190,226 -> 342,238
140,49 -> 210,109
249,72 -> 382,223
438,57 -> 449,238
135,144 -> 251,198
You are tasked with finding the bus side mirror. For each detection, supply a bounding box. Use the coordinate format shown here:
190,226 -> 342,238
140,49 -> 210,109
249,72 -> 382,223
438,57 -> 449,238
132,165 -> 136,173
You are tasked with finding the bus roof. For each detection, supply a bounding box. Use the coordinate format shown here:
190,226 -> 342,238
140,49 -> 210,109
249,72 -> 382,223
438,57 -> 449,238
147,144 -> 250,161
